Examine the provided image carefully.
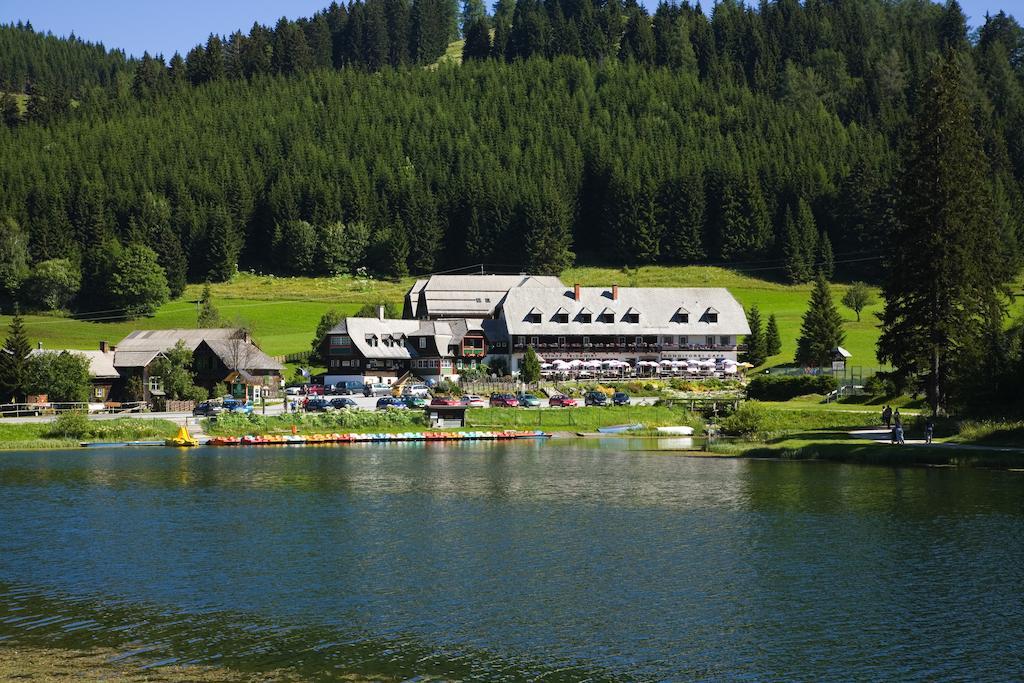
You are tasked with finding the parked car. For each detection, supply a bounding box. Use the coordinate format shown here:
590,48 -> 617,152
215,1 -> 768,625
402,384 -> 430,398
584,391 -> 608,406
364,383 -> 392,397
612,391 -> 631,406
517,393 -> 542,408
305,397 -> 330,412
377,397 -> 407,410
193,401 -> 223,417
430,396 -> 461,406
222,398 -> 254,414
403,396 -> 428,409
489,393 -> 519,408
329,397 -> 357,410
460,394 -> 486,408
305,384 -> 325,396
284,387 -> 302,397
549,395 -> 578,407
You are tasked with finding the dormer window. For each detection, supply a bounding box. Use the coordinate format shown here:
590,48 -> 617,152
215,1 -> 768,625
526,307 -> 542,324
704,307 -> 719,324
676,307 -> 690,324
598,308 -> 615,323
577,307 -> 593,324
624,307 -> 639,324
554,307 -> 569,324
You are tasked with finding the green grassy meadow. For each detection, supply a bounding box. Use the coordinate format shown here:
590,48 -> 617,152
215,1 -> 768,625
2,266 -> 1020,367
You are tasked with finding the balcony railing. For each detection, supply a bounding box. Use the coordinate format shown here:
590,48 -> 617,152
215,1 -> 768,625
511,342 -> 743,353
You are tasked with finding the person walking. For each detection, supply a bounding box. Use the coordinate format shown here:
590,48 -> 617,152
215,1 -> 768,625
925,419 -> 934,445
895,424 -> 905,445
882,405 -> 892,428
893,409 -> 902,428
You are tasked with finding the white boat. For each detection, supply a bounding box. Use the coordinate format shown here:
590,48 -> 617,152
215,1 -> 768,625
656,426 -> 695,436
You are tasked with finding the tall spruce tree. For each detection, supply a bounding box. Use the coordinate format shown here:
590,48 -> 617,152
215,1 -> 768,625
878,51 -> 1010,415
197,282 -> 222,327
765,313 -> 782,356
744,304 -> 766,367
0,308 -> 31,402
795,274 -> 845,367
816,231 -> 834,279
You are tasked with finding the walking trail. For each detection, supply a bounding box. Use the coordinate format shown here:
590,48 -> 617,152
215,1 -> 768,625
849,428 -> 1024,453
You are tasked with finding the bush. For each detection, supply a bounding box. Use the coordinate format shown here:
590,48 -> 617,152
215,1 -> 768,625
746,374 -> 838,401
42,413 -> 177,440
864,372 -> 899,398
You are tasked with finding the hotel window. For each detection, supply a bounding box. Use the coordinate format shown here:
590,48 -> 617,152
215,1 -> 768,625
706,336 -> 715,346
579,313 -> 592,323
330,359 -> 339,368
680,336 -> 689,346
517,336 -> 525,346
617,336 -> 625,345
635,336 -> 643,345
558,336 -> 565,346
707,313 -> 718,323
555,312 -> 569,323
624,311 -> 639,323
583,336 -> 590,346
599,312 -> 614,323
720,336 -> 731,346
419,337 -> 426,349
530,336 -> 538,346
679,313 -> 689,323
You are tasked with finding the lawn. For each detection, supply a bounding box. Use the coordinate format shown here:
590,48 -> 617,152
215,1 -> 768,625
0,418 -> 179,450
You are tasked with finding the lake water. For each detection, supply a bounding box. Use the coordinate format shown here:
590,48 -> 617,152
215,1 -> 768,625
1,441 -> 1023,680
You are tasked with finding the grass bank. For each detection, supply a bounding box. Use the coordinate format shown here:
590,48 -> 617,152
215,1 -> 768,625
717,435 -> 1024,469
0,416 -> 180,450
205,410 -> 427,436
467,405 -> 704,432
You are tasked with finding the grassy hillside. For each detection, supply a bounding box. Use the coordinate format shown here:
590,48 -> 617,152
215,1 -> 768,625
2,267 -> 1019,367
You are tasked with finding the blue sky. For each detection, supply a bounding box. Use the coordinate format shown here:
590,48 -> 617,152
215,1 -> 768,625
0,0 -> 1012,59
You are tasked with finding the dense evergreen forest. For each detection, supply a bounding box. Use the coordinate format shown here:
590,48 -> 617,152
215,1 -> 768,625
1,1 -> 1023,310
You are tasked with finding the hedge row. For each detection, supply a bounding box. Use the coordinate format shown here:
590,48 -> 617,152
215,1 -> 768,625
746,375 -> 838,401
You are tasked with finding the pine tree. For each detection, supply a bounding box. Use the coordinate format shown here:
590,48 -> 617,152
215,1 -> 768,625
765,313 -> 782,356
462,16 -> 491,60
659,170 -> 705,262
522,188 -> 574,275
879,51 -> 1010,415
816,231 -> 834,279
744,304 -> 766,366
619,10 -> 655,64
0,308 -> 32,402
205,207 -> 239,282
197,282 -> 222,328
795,273 -> 845,367
521,346 -> 541,383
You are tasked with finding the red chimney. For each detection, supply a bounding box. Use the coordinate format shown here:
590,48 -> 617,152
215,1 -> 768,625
574,284 -> 581,301
612,284 -> 619,301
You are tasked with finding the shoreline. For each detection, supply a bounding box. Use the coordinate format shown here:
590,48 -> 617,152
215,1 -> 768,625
1,430 -> 1020,470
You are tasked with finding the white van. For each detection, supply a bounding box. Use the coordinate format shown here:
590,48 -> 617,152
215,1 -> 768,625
402,384 -> 430,398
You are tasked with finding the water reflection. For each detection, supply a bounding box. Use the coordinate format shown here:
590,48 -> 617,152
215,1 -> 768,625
0,444 -> 1022,680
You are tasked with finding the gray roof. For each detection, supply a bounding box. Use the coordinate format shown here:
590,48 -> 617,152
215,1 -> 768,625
114,328 -> 249,369
329,317 -> 485,359
499,287 -> 752,337
205,340 -> 283,372
411,274 -> 565,318
30,349 -> 119,379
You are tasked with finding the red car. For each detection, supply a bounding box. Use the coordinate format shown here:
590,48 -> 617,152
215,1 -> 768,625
549,395 -> 578,407
430,396 -> 461,406
489,393 -> 520,408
